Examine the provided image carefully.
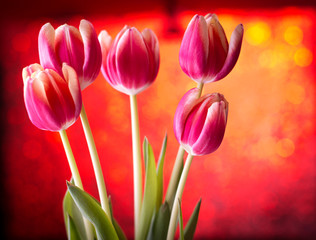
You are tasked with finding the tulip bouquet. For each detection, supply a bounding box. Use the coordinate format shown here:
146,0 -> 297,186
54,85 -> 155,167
22,14 -> 243,240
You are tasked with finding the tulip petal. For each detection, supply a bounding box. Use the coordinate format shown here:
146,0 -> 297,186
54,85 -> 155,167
142,28 -> 160,79
24,77 -> 50,130
185,96 -> 215,146
192,100 -> 228,155
26,72 -> 64,131
55,24 -> 84,82
22,63 -> 43,83
179,15 -> 209,82
173,88 -> 201,142
99,30 -> 113,84
103,27 -> 129,89
79,19 -> 102,90
205,14 -> 228,54
62,64 -> 82,118
38,23 -> 62,76
204,15 -> 229,81
115,27 -> 151,93
47,69 -> 81,130
213,24 -> 244,81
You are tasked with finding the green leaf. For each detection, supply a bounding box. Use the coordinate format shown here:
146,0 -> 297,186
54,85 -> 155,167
63,179 -> 87,240
178,200 -> 184,240
67,214 -> 82,240
156,134 -> 167,210
183,199 -> 202,240
145,211 -> 156,240
67,182 -> 118,240
108,197 -> 127,240
137,138 -> 157,240
146,202 -> 171,240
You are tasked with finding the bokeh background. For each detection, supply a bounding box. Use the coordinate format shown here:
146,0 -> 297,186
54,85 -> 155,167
1,0 -> 316,239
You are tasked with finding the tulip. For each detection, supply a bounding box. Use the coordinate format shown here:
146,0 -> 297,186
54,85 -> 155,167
179,14 -> 243,83
174,88 -> 228,156
98,26 -> 160,95
23,63 -> 82,131
38,19 -> 101,90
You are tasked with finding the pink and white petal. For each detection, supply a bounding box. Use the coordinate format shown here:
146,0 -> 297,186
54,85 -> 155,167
205,14 -> 228,53
30,73 -> 63,131
186,96 -> 215,146
22,63 -> 43,83
79,19 -> 102,89
173,88 -> 201,142
142,28 -> 160,78
115,27 -> 150,91
55,24 -> 84,79
38,23 -> 62,76
24,78 -> 48,130
98,30 -> 113,65
179,15 -> 209,81
213,24 -> 244,82
192,101 -> 227,155
203,21 -> 227,82
103,27 -> 129,88
62,64 -> 82,118
45,70 -> 78,129
99,30 -> 114,85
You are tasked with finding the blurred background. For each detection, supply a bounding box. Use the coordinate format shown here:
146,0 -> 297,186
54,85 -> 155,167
1,0 -> 316,239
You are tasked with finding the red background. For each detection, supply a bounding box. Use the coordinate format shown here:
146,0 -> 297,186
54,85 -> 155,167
1,1 -> 316,239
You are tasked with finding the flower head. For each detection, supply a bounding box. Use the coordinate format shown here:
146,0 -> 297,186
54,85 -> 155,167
98,26 -> 160,95
174,88 -> 228,156
179,14 -> 243,84
38,19 -> 101,90
23,63 -> 82,131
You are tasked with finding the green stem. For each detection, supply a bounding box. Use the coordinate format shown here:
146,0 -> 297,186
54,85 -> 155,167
59,130 -> 83,189
166,154 -> 194,240
80,104 -> 111,218
129,94 -> 142,238
197,82 -> 204,97
59,130 -> 94,240
165,82 -> 204,206
165,146 -> 185,206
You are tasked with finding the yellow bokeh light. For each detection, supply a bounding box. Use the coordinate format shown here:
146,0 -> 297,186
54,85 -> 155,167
294,47 -> 313,67
284,26 -> 303,46
276,138 -> 295,158
246,22 -> 271,46
285,82 -> 305,104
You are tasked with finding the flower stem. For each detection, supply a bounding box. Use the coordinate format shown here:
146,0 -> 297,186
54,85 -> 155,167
165,146 -> 185,206
59,130 -> 83,188
197,82 -> 204,97
166,154 -> 194,240
129,94 -> 143,237
165,82 -> 204,206
80,104 -> 111,218
59,130 -> 94,240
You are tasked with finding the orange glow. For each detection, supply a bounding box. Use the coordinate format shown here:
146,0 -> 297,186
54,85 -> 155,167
294,47 -> 313,66
276,138 -> 295,158
245,22 -> 271,46
284,26 -> 303,45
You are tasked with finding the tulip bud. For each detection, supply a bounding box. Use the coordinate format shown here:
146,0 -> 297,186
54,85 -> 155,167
38,19 -> 101,90
23,63 -> 82,131
174,88 -> 228,156
179,14 -> 243,84
98,26 -> 160,95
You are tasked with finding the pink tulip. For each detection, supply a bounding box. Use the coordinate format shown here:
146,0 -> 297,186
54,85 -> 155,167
98,26 -> 160,95
38,19 -> 101,90
179,14 -> 244,84
174,88 -> 228,156
23,63 -> 82,131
